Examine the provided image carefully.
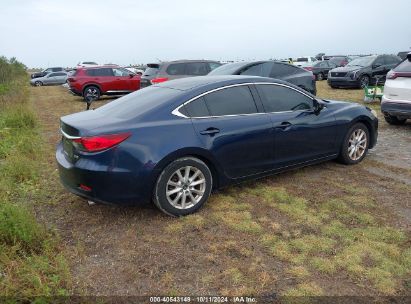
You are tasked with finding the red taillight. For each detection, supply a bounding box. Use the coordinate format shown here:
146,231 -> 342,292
387,71 -> 411,79
79,184 -> 92,191
387,71 -> 398,79
73,133 -> 131,152
304,67 -> 313,71
151,77 -> 169,84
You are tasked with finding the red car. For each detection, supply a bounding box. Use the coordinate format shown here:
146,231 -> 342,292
67,66 -> 140,101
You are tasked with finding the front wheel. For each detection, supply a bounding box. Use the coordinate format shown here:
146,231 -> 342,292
153,157 -> 212,216
338,123 -> 370,165
34,81 -> 42,86
359,75 -> 369,88
316,73 -> 324,81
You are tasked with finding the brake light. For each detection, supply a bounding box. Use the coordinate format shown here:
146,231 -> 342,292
73,133 -> 131,152
151,77 -> 169,84
67,77 -> 75,82
303,67 -> 313,71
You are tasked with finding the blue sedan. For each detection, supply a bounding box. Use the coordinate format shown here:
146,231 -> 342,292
56,76 -> 378,216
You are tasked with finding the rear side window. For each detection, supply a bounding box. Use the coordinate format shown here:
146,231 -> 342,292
394,59 -> 411,72
239,62 -> 273,77
86,68 -> 113,76
180,97 -> 209,117
203,86 -> 257,116
271,63 -> 298,77
143,67 -> 159,76
166,63 -> 186,75
186,62 -> 209,76
256,84 -> 313,112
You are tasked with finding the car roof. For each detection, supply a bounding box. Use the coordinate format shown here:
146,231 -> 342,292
153,75 -> 290,91
147,60 -> 220,66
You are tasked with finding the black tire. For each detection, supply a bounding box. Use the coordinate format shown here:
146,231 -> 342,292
34,81 -> 42,86
359,75 -> 370,88
384,114 -> 406,125
83,86 -> 100,102
316,73 -> 324,81
338,123 -> 370,165
153,157 -> 212,217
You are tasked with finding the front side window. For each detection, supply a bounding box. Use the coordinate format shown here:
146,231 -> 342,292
203,86 -> 258,116
373,57 -> 385,66
113,68 -> 131,77
256,84 -> 313,112
48,73 -> 57,77
186,62 -> 209,76
166,63 -> 186,75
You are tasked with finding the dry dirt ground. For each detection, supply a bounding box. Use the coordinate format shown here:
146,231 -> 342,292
29,81 -> 411,297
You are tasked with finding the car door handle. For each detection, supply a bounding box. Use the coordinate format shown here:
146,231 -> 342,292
276,122 -> 292,130
200,127 -> 220,135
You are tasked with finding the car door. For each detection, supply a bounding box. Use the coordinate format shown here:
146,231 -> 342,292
185,84 -> 273,178
54,72 -> 67,84
255,83 -> 337,168
112,68 -> 132,91
45,73 -> 57,85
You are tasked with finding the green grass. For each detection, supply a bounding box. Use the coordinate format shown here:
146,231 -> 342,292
0,57 -> 70,297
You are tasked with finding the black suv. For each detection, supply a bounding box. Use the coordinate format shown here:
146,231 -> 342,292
31,67 -> 65,79
327,54 -> 401,88
140,60 -> 222,88
208,61 -> 316,95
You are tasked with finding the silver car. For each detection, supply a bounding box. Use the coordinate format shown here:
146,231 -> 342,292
30,72 -> 68,86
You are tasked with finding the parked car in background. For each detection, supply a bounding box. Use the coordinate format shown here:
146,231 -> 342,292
397,51 -> 410,61
381,53 -> 411,125
328,56 -> 350,67
77,61 -> 98,67
293,56 -> 317,67
67,65 -> 140,101
327,54 -> 401,88
30,72 -> 68,86
125,67 -> 145,76
208,61 -> 316,95
31,67 -> 65,79
311,61 -> 337,80
57,76 -> 378,216
140,60 -> 221,88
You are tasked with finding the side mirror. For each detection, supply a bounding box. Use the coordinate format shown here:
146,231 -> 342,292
313,99 -> 324,115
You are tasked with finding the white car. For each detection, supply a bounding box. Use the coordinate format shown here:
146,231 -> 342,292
124,67 -> 145,76
294,56 -> 317,67
77,61 -> 98,67
381,53 -> 411,125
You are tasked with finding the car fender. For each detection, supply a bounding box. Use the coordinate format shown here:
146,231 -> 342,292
81,82 -> 103,94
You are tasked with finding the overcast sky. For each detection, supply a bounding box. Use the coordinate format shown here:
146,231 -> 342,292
0,0 -> 410,68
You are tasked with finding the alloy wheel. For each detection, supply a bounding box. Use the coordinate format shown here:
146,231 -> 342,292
166,166 -> 206,210
360,76 -> 369,88
347,129 -> 367,161
85,87 -> 99,101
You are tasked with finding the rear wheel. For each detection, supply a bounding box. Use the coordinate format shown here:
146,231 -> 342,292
316,73 -> 324,81
338,123 -> 369,165
384,114 -> 406,125
83,86 -> 100,102
34,81 -> 42,86
153,157 -> 212,216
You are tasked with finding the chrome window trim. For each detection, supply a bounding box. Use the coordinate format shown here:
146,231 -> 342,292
171,82 -> 315,119
60,129 -> 81,139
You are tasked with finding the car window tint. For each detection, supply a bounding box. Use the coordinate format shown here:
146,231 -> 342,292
166,63 -> 186,75
55,73 -> 66,76
271,63 -> 297,77
374,57 -> 384,66
239,62 -> 273,77
48,73 -> 57,77
113,68 -> 130,77
394,59 -> 411,72
182,97 -> 210,117
208,62 -> 222,71
86,68 -> 113,76
203,86 -> 257,116
143,67 -> 159,76
186,62 -> 209,76
257,84 -> 313,112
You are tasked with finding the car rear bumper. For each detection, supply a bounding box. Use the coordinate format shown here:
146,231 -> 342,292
381,96 -> 411,118
56,142 -> 152,206
328,77 -> 360,88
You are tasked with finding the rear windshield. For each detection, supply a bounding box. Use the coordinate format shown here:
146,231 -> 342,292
143,67 -> 159,76
95,86 -> 182,119
208,62 -> 250,75
394,59 -> 411,72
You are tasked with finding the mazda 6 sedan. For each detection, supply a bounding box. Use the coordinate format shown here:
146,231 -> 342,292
56,76 -> 378,216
